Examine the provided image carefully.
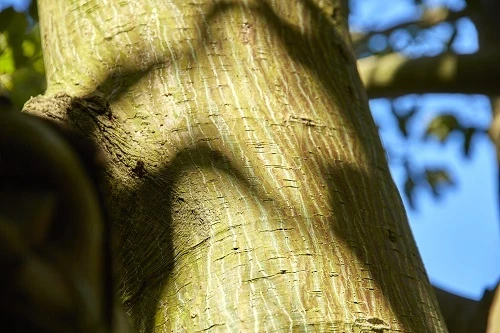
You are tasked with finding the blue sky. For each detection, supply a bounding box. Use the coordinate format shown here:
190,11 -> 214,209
352,0 -> 500,299
0,0 -> 26,11
373,94 -> 500,299
1,0 -> 498,300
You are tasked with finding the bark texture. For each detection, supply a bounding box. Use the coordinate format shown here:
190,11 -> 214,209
28,0 -> 447,331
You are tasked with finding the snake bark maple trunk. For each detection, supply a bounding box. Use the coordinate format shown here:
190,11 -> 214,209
30,0 -> 446,331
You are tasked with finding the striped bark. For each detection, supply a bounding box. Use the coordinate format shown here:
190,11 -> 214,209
28,0 -> 447,331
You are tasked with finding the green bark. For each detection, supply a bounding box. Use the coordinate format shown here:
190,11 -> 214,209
27,0 -> 447,331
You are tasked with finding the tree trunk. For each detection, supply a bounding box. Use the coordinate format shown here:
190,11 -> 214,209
26,0 -> 447,331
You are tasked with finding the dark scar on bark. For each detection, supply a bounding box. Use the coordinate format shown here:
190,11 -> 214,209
132,160 -> 146,178
72,94 -> 112,117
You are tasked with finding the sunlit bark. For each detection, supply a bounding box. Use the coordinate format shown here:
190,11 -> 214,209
27,0 -> 446,331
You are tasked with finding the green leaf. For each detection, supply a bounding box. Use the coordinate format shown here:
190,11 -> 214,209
462,127 -> 475,158
0,35 -> 15,75
404,176 -> 416,209
6,15 -> 29,68
0,8 -> 15,32
0,5 -> 45,110
424,113 -> 461,142
10,67 -> 45,109
425,168 -> 454,198
395,107 -> 417,137
29,0 -> 38,22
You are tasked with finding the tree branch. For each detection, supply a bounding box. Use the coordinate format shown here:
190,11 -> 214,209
358,49 -> 500,98
351,7 -> 471,47
433,285 -> 495,333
